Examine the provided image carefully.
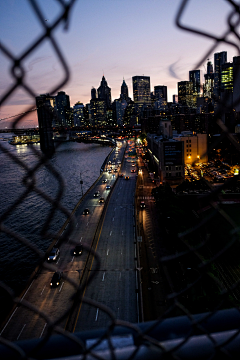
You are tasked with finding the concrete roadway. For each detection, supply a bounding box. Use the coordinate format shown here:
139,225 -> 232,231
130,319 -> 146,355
0,142 -> 126,341
73,143 -> 138,332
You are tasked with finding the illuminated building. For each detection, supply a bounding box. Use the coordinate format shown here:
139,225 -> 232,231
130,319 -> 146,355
178,81 -> 194,107
120,79 -> 129,101
154,85 -> 167,102
189,70 -> 201,96
97,76 -> 112,110
90,98 -> 106,126
132,76 -> 151,116
213,51 -> 227,108
204,61 -> 214,98
233,56 -> 240,112
147,121 -> 184,185
55,91 -> 71,127
73,102 -> 85,127
174,132 -> 208,164
221,62 -> 233,91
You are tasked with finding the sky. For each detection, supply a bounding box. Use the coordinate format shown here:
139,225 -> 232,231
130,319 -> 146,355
0,0 -> 239,128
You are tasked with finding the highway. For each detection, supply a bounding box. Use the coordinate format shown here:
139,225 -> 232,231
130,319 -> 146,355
0,140 -> 131,341
73,145 -> 138,332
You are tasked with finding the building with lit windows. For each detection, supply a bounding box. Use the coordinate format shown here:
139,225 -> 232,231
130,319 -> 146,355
213,51 -> 227,108
97,76 -> 112,110
178,81 -> 194,107
221,62 -> 233,91
55,91 -> 70,127
204,61 -> 214,98
132,76 -> 151,116
233,56 -> 240,113
189,70 -> 201,96
173,132 -> 208,164
154,85 -> 167,101
90,98 -> 106,126
147,119 -> 184,185
73,102 -> 85,127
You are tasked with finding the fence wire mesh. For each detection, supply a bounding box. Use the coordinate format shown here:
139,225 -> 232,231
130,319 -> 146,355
0,0 -> 240,359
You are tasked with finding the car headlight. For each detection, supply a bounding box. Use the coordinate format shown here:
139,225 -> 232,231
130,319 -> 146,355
50,283 -> 52,286
48,257 -> 50,260
53,256 -> 56,260
74,251 -> 76,254
57,282 -> 59,285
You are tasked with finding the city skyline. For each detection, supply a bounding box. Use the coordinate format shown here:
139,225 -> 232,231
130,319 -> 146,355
0,0 -> 239,128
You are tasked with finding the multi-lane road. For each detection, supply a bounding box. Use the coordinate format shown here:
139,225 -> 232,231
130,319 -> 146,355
0,140 -> 139,341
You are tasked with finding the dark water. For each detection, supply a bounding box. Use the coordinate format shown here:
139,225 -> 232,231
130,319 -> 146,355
0,135 -> 111,295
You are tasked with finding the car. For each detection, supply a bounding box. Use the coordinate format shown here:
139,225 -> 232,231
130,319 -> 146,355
112,174 -> 116,178
99,197 -> 105,203
131,169 -> 136,173
106,185 -> 111,190
48,247 -> 60,262
132,164 -> 135,167
108,170 -> 112,174
114,168 -> 118,172
83,208 -> 90,215
94,191 -> 100,197
102,179 -> 107,183
125,176 -> 130,180
140,201 -> 146,209
119,174 -> 124,177
50,271 -> 62,287
73,244 -> 83,256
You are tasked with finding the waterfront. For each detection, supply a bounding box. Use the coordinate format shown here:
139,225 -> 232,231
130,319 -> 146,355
0,135 -> 111,321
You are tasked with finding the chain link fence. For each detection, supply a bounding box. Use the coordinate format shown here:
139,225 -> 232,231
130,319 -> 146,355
0,0 -> 240,358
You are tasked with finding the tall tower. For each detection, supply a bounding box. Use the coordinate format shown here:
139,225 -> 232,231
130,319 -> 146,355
178,81 -> 194,107
132,76 -> 151,115
36,94 -> 55,155
91,87 -> 97,99
97,76 -> 112,109
189,70 -> 201,96
213,51 -> 227,106
55,91 -> 70,127
154,85 -> 167,101
121,79 -> 129,100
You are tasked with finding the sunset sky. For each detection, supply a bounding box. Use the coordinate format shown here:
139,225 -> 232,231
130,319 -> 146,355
0,0 -> 239,128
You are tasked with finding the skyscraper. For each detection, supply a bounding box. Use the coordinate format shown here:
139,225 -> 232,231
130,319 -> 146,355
189,70 -> 201,96
55,91 -> 70,127
97,76 -> 112,109
91,87 -> 97,100
213,51 -> 227,107
120,79 -> 129,100
132,76 -> 151,115
154,85 -> 167,102
204,61 -> 214,98
178,81 -> 194,107
233,56 -> 240,112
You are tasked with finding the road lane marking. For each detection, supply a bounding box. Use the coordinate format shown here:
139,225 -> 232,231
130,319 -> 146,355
0,307 -> 18,335
110,231 -> 112,236
86,222 -> 89,227
112,217 -> 114,222
21,280 -> 34,302
41,285 -> 46,296
71,256 -> 74,263
17,324 -> 26,340
107,249 -> 109,255
95,308 -> 99,321
102,272 -> 105,281
76,223 -> 78,228
39,323 -> 47,338
56,258 -> 60,265
122,230 -> 124,235
59,282 -> 64,293
80,237 -> 82,241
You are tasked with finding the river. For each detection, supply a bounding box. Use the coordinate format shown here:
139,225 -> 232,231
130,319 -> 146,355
0,134 -> 112,321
